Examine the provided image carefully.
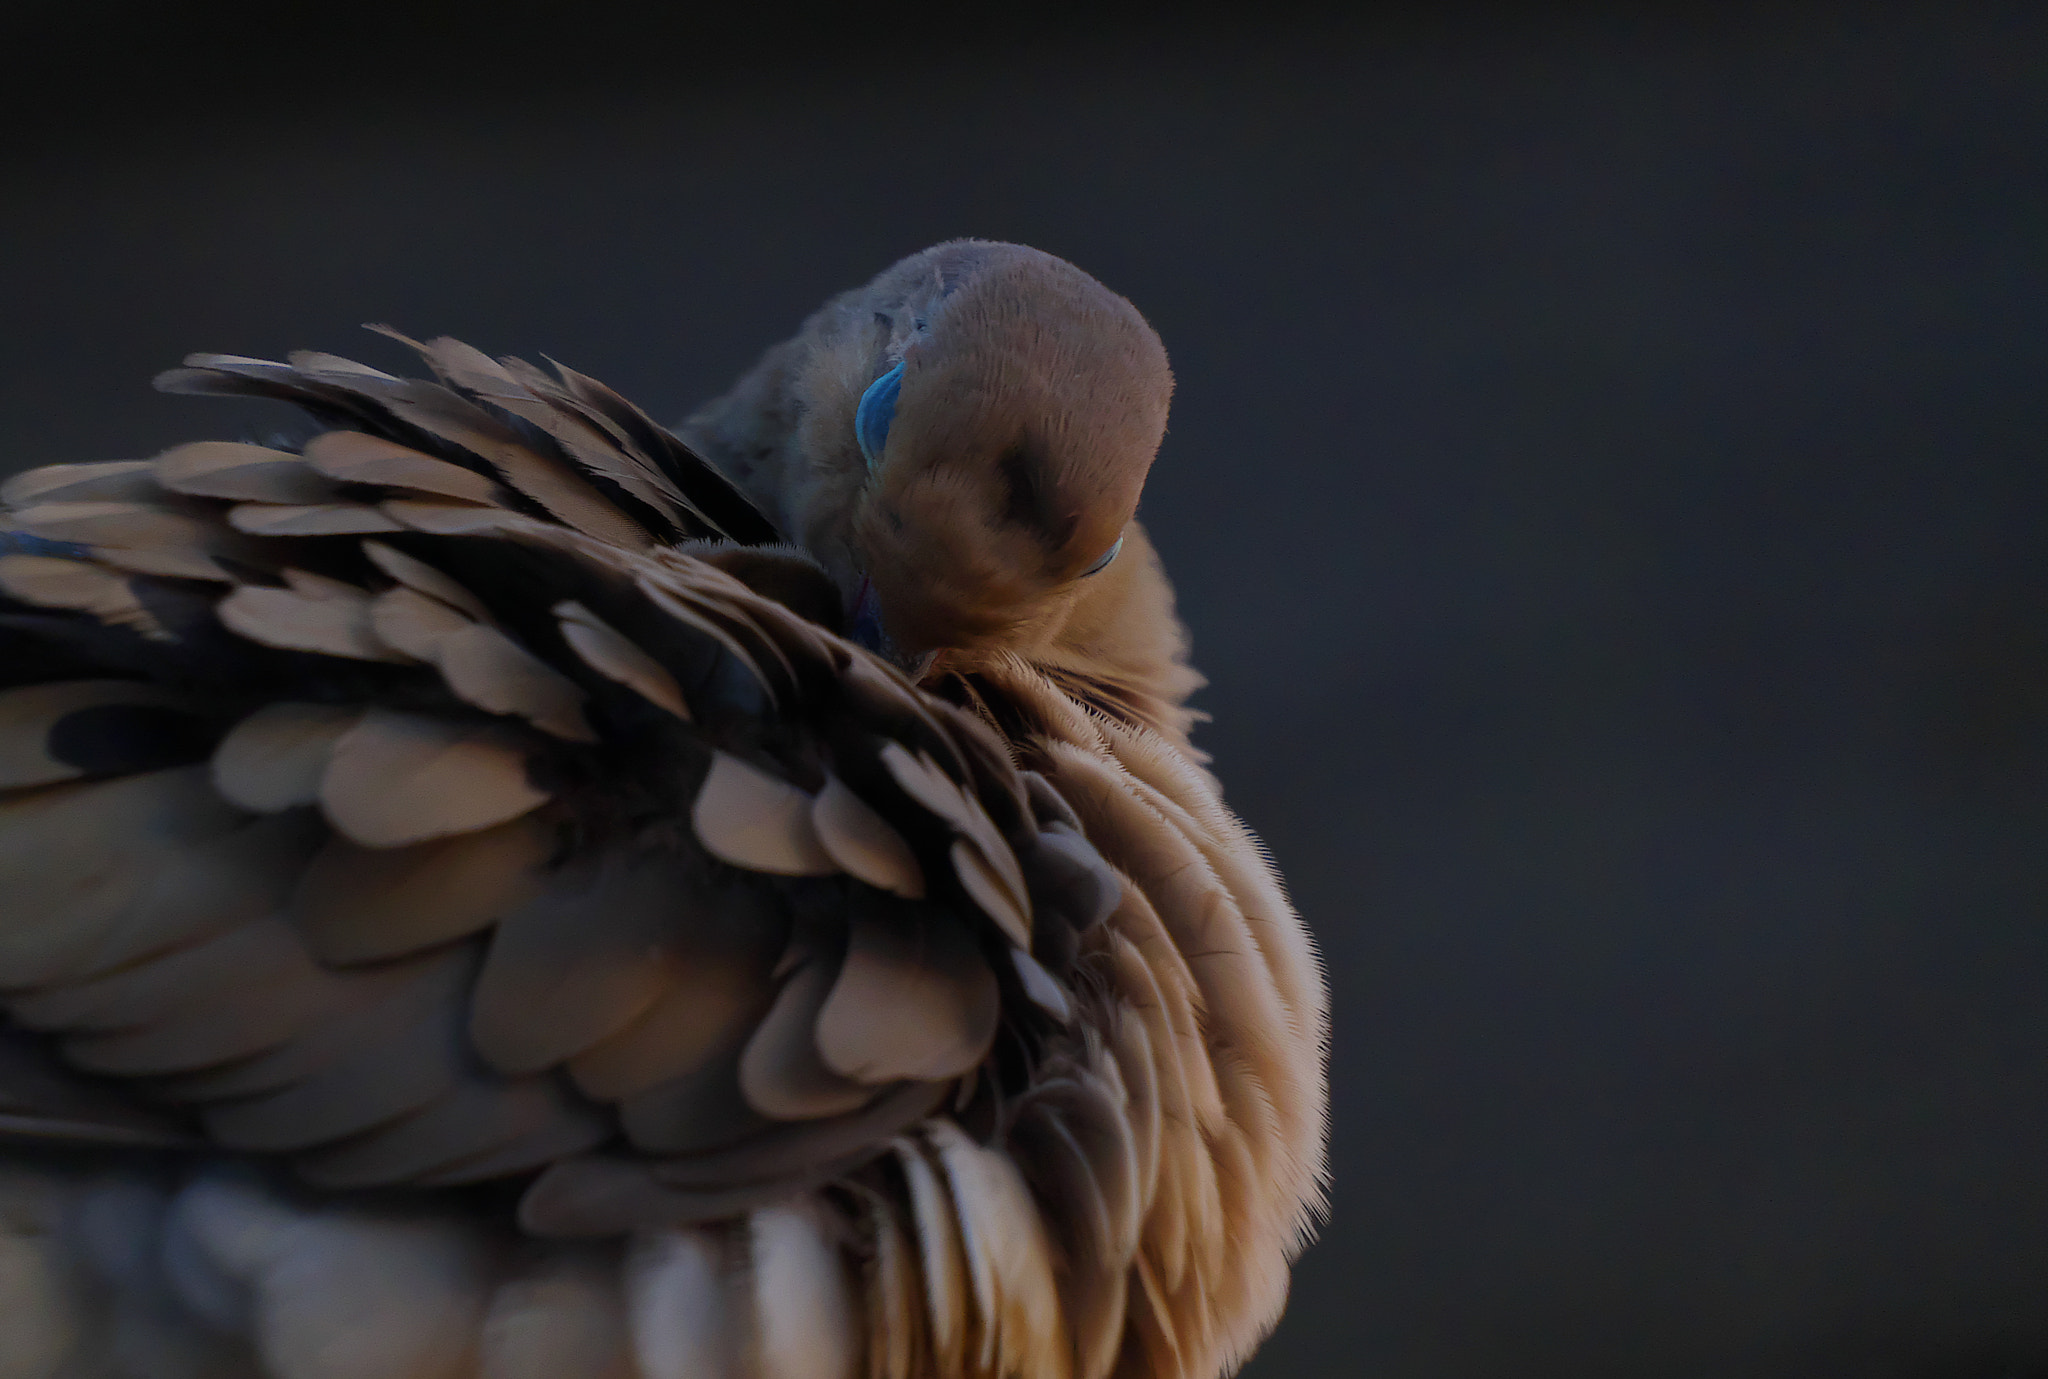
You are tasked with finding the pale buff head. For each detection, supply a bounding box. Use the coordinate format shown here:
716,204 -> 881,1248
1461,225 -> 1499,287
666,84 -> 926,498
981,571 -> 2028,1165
788,241 -> 1174,660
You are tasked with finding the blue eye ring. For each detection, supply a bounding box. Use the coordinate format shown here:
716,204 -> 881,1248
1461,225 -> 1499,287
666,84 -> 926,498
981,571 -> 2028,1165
855,362 -> 905,472
1081,534 -> 1124,577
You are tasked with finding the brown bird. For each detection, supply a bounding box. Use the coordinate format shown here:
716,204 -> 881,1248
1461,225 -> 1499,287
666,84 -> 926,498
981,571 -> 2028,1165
0,240 -> 1326,1379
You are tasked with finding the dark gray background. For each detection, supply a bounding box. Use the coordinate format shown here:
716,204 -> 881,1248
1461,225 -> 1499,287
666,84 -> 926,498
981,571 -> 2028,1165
3,4 -> 2045,1375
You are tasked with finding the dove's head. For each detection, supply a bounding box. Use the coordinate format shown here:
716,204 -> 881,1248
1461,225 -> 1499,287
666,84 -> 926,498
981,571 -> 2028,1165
806,242 -> 1173,665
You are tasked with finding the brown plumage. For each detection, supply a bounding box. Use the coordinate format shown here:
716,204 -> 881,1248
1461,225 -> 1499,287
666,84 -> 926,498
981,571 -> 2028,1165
0,241 -> 1326,1379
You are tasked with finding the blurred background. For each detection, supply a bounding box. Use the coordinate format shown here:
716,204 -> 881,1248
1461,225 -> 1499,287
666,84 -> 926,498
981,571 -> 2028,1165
2,3 -> 2045,1374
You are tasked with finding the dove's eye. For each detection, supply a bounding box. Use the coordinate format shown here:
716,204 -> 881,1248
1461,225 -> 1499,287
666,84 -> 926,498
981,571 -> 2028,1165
1082,534 -> 1124,577
855,363 -> 905,472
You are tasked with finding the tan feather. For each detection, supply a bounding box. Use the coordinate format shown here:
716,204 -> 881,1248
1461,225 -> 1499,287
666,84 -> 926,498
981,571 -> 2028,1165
861,1191 -> 925,1379
368,588 -> 594,742
564,883 -> 782,1100
522,1155 -> 824,1237
367,585 -> 470,657
234,1210 -> 487,1379
285,349 -> 408,384
296,1078 -> 609,1191
301,430 -> 507,504
197,975 -> 468,1151
0,767 -> 247,989
838,654 -> 958,745
1020,769 -> 1084,833
33,919 -> 351,1076
468,854 -> 696,1075
381,499 -> 529,535
434,619 -> 597,740
749,1200 -> 860,1379
810,775 -> 923,898
1102,931 -> 1200,1294
9,921 -> 276,1045
1,458 -> 159,506
226,502 -> 405,536
0,554 -> 160,634
1109,1006 -> 1164,1231
737,954 -> 872,1121
363,540 -> 493,620
318,708 -> 549,847
1008,1094 -> 1124,1374
554,600 -> 690,720
1102,723 -> 1327,1185
0,680 -> 191,789
415,1102 -> 621,1187
360,368 -> 652,548
625,1228 -> 733,1379
1008,948 -> 1072,1023
167,349 -> 298,381
519,365 -> 723,536
6,500 -> 202,549
420,337 -> 695,534
647,1080 -> 949,1193
634,575 -> 779,705
495,354 -> 568,396
566,974 -> 764,1102
9,501 -> 226,580
210,701 -> 362,812
691,752 -> 836,877
950,840 -> 1033,950
153,441 -> 340,503
552,357 -> 779,543
1053,753 -> 1270,1312
216,572 -> 407,663
155,947 -> 471,1109
0,807 -> 317,999
927,1118 -> 1071,1379
1127,1252 -> 1190,1379
893,1136 -> 972,1376
1012,1056 -> 1144,1278
879,742 -> 1031,941
291,814 -> 553,965
83,543 -> 230,582
660,564 -> 804,691
618,1056 -> 770,1156
476,1253 -> 634,1379
814,914 -> 998,1084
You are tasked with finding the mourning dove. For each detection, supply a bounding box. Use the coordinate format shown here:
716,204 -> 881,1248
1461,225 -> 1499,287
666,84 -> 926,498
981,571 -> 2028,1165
0,240 -> 1327,1379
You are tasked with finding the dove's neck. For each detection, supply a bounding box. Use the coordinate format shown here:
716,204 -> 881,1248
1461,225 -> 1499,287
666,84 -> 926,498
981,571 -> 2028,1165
925,522 -> 1206,754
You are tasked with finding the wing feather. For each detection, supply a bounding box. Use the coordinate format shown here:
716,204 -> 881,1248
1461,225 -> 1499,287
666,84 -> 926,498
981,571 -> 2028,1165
291,816 -> 553,966
154,443 -> 341,504
478,1253 -> 635,1379
2,459 -> 160,506
302,431 -> 507,505
748,1200 -> 860,1379
625,1228 -> 734,1379
469,853 -> 700,1075
318,709 -> 550,847
211,702 -> 363,812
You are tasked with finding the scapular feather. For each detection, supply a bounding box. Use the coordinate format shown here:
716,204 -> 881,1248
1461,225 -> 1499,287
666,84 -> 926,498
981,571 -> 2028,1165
154,442 -> 340,504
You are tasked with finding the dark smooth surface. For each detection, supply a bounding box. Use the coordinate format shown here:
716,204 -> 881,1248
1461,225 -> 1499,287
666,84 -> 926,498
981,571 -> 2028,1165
3,7 -> 2046,1375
